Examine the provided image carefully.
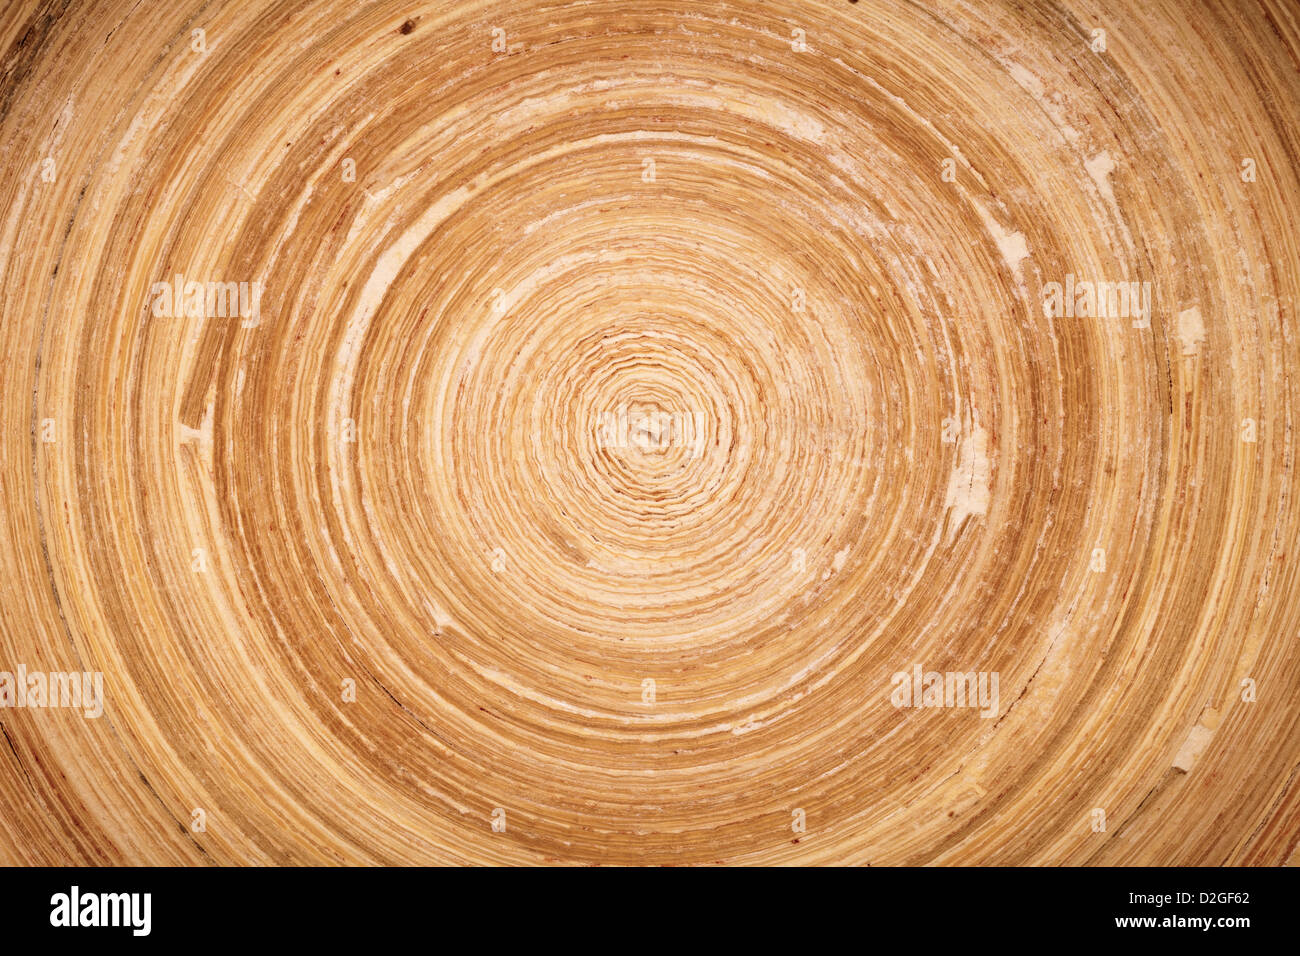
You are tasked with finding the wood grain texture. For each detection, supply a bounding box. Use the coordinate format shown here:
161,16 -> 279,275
0,0 -> 1298,865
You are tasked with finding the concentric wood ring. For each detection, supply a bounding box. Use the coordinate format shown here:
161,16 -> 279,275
1,0 -> 1297,865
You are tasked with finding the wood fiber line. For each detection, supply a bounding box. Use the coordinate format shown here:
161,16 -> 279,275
0,0 -> 1297,865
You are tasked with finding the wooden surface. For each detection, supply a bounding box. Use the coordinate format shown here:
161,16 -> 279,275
0,0 -> 1298,865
